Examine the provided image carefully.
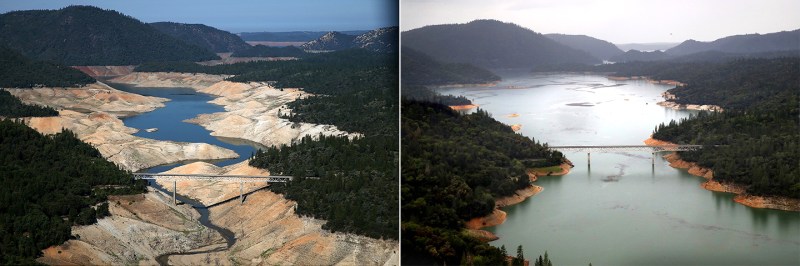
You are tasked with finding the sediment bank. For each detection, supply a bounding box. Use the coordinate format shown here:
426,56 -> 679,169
645,137 -> 799,212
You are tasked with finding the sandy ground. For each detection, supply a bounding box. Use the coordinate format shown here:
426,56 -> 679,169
71,66 -> 135,77
449,104 -> 479,111
5,82 -> 166,117
645,137 -> 799,212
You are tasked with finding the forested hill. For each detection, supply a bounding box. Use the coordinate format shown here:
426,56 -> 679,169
300,27 -> 398,53
0,119 -> 146,264
0,46 -> 95,88
545,33 -> 624,60
149,22 -> 251,53
402,100 -> 563,264
230,45 -> 306,58
401,47 -> 499,86
402,19 -> 600,69
0,5 -> 219,65
666,29 -> 800,56
649,58 -> 799,198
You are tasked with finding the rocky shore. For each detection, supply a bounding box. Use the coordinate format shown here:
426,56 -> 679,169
644,137 -> 799,212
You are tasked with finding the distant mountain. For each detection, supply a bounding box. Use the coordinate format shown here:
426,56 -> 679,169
300,27 -> 398,52
238,30 -> 369,42
354,27 -> 398,53
616,42 -> 680,52
401,46 -> 499,86
402,20 -> 600,69
0,6 -> 219,65
666,29 -> 800,56
545,34 -> 623,60
610,50 -> 671,62
149,22 -> 251,53
301,32 -> 357,51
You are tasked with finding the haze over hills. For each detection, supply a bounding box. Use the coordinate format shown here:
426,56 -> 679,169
149,22 -> 251,53
301,27 -> 398,52
666,29 -> 800,56
402,20 -> 600,69
401,46 -> 499,86
0,6 -> 218,65
616,42 -> 680,52
545,33 -> 624,60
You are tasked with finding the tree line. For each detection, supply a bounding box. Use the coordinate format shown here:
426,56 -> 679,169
0,119 -> 146,264
0,46 -> 95,88
402,100 -> 563,264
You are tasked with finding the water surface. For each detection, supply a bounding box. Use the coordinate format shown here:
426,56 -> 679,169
438,73 -> 800,265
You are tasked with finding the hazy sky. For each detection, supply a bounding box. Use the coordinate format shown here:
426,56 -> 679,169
0,0 -> 398,32
401,0 -> 800,43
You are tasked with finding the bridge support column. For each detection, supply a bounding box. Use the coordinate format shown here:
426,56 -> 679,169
587,152 -> 591,166
652,152 -> 655,165
172,180 -> 177,205
240,181 -> 244,204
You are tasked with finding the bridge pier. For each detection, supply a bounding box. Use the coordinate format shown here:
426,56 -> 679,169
652,152 -> 655,165
172,180 -> 177,205
587,152 -> 591,166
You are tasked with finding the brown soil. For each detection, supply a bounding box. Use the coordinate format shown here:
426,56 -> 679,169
529,163 -> 573,177
507,113 -> 520,118
463,229 -> 500,242
646,137 -> 798,212
449,104 -> 479,110
465,209 -> 507,230
510,124 -> 522,131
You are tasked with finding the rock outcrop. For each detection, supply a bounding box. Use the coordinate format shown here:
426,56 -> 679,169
5,81 -> 167,117
186,81 -> 360,147
110,72 -> 230,90
37,190 -> 222,265
71,66 -> 136,77
24,110 -> 238,172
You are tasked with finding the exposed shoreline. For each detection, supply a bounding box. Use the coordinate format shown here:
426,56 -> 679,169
606,75 -> 724,112
464,163 -> 572,241
644,137 -> 800,212
449,103 -> 479,111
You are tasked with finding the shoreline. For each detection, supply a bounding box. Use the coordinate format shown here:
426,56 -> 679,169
449,103 -> 479,111
644,137 -> 799,212
464,163 -> 572,242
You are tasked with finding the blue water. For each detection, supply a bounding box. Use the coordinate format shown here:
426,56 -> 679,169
107,82 -> 266,173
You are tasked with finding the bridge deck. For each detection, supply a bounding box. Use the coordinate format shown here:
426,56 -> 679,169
549,145 -> 703,152
132,173 -> 292,183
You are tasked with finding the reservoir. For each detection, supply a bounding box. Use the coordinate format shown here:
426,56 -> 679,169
437,73 -> 800,265
107,82 -> 265,173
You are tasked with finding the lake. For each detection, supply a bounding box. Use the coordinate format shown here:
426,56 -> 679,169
107,82 -> 265,173
437,73 -> 800,265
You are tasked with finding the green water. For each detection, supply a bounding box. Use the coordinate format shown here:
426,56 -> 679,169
438,73 -> 800,265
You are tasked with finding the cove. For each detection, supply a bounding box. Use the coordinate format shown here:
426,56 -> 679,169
437,73 -> 800,265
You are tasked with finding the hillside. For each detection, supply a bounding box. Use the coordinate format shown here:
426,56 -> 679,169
300,31 -> 357,50
666,29 -> 800,56
0,46 -> 95,88
149,22 -> 251,53
402,19 -> 600,69
0,5 -> 218,65
238,30 -> 369,42
401,47 -> 499,86
354,26 -> 398,52
545,33 -> 623,60
298,27 -> 398,52
230,45 -> 306,57
610,49 -> 671,62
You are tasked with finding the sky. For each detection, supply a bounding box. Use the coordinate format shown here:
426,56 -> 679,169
401,0 -> 800,44
0,0 -> 398,32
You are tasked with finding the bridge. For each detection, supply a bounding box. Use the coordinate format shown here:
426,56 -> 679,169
548,145 -> 704,166
132,173 -> 294,205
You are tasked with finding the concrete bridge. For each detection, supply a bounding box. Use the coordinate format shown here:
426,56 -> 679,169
133,173 -> 294,205
549,145 -> 704,166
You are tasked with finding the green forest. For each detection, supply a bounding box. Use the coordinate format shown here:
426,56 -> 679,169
402,100 -> 564,264
0,46 -> 95,88
0,6 -> 218,65
0,90 -> 58,117
644,58 -> 800,198
0,119 -> 146,264
230,45 -> 307,58
143,49 -> 401,239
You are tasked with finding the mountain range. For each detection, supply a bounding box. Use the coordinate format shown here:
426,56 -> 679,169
0,6 -> 219,65
301,27 -> 398,53
545,33 -> 624,60
402,20 -> 600,69
149,22 -> 251,53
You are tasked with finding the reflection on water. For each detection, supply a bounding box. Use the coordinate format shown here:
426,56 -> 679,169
438,73 -> 799,265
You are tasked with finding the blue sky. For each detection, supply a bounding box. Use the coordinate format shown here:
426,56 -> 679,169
0,0 -> 398,32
